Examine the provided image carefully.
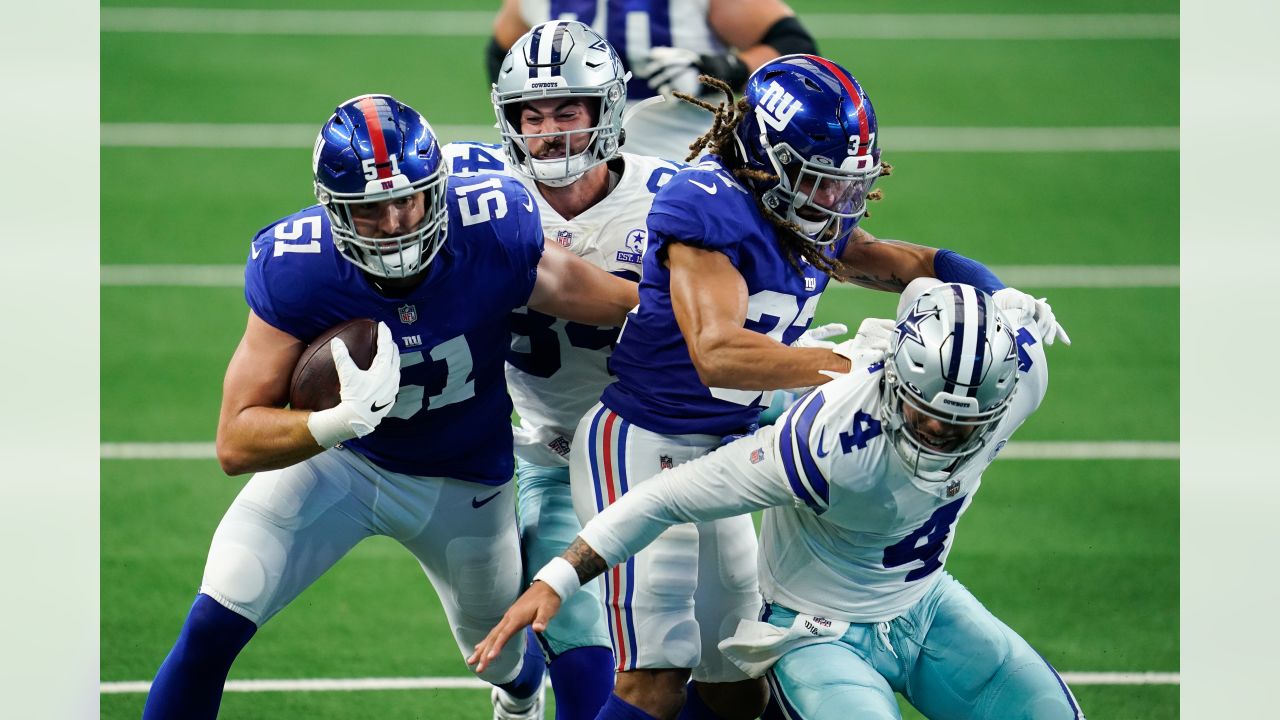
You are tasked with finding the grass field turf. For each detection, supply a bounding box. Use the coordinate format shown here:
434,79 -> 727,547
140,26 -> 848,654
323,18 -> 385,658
101,1 -> 1178,716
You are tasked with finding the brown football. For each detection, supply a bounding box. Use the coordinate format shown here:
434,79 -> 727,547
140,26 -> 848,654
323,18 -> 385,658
288,318 -> 379,411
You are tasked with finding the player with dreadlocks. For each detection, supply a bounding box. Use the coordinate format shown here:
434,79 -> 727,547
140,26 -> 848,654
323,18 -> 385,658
487,55 -> 1068,720
673,74 -> 894,278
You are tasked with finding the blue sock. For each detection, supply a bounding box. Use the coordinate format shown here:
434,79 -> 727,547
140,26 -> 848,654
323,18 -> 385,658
675,681 -> 728,720
549,645 -> 615,720
498,628 -> 548,700
142,594 -> 257,720
594,692 -> 660,720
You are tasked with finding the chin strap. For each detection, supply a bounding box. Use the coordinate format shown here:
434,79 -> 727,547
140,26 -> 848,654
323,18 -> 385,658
620,95 -> 667,130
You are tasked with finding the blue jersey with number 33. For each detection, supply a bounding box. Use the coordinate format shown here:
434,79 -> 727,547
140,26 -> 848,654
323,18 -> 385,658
243,173 -> 544,484
603,156 -> 850,436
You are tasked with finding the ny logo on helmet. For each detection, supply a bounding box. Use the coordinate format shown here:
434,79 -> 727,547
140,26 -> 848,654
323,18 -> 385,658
757,81 -> 803,131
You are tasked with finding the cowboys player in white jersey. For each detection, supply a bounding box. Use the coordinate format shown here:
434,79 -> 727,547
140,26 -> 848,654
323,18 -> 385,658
470,279 -> 1085,720
447,20 -> 692,720
488,0 -> 818,161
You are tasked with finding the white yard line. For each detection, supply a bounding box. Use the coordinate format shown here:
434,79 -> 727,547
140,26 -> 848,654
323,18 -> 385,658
100,123 -> 1178,152
100,671 -> 1178,694
99,264 -> 1178,290
998,442 -> 1178,461
100,441 -> 1177,461
100,9 -> 1177,40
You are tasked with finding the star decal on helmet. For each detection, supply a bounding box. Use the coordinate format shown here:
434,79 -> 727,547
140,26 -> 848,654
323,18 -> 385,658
1001,323 -> 1018,363
894,303 -> 940,352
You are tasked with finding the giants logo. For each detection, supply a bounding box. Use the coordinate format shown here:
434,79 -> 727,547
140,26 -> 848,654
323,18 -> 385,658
756,81 -> 803,131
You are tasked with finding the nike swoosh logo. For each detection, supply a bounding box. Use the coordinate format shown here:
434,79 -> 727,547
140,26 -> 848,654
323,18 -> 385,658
523,195 -> 534,212
251,245 -> 263,260
689,179 -> 718,195
370,400 -> 392,412
471,491 -> 501,509
814,427 -> 832,458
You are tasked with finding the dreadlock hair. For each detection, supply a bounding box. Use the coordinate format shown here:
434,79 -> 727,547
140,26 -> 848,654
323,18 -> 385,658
672,76 -> 889,279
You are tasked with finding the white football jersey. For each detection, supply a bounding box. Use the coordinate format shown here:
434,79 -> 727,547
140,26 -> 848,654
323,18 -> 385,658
760,325 -> 1049,622
443,141 -> 681,466
517,0 -> 723,161
577,316 -> 1050,624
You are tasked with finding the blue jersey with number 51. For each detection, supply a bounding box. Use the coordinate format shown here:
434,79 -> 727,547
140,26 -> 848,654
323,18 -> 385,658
243,173 -> 544,484
603,156 -> 850,436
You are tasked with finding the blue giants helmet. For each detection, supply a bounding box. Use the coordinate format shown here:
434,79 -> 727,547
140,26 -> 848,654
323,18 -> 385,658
313,94 -> 449,278
733,55 -> 882,244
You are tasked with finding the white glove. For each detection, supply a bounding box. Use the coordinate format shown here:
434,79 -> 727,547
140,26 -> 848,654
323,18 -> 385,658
638,46 -> 703,98
992,288 -> 1072,346
792,322 -> 848,350
824,317 -> 895,379
306,321 -> 402,448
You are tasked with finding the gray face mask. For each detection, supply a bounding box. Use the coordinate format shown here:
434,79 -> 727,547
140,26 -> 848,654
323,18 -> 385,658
493,20 -> 630,185
880,283 -> 1022,481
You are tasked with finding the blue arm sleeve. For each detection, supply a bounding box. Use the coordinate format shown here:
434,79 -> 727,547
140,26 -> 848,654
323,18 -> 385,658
933,249 -> 1005,293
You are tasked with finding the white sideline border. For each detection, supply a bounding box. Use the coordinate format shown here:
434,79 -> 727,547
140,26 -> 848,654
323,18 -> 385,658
100,671 -> 1179,694
100,264 -> 1178,290
100,441 -> 1178,461
100,123 -> 1179,153
100,9 -> 1178,40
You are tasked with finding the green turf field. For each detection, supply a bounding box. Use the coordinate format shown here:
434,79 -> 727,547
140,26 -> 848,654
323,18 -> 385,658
101,2 -> 1178,717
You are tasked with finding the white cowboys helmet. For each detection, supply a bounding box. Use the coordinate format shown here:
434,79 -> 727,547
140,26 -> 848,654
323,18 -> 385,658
492,20 -> 629,187
882,282 -> 1020,481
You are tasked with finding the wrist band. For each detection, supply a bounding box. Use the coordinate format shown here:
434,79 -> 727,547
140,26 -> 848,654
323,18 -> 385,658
533,556 -> 582,601
307,405 -> 358,449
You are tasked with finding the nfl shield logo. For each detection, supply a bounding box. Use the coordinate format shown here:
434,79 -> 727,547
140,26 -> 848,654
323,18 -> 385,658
659,454 -> 673,470
946,480 -> 961,497
555,229 -> 573,247
750,448 -> 765,464
398,304 -> 418,324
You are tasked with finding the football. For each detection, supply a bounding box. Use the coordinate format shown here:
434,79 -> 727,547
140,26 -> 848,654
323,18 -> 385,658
288,318 -> 379,411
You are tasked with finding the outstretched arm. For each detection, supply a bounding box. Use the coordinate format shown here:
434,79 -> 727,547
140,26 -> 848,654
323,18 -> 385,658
841,229 -> 1072,344
527,239 -> 639,326
837,226 -> 1006,294
669,242 -> 850,389
468,429 -> 796,671
837,226 -> 941,292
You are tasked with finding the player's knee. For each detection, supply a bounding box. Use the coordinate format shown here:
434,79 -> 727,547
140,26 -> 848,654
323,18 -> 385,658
658,618 -> 702,670
201,538 -> 278,620
697,678 -> 769,720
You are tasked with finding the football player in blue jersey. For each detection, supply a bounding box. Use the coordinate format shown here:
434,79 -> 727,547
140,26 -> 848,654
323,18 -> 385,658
486,55 -> 1065,720
472,280 -> 1084,720
455,20 -> 684,720
140,94 -> 639,720
488,0 -> 818,161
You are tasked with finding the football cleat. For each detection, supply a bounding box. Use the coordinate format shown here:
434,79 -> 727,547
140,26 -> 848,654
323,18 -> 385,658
491,681 -> 547,720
